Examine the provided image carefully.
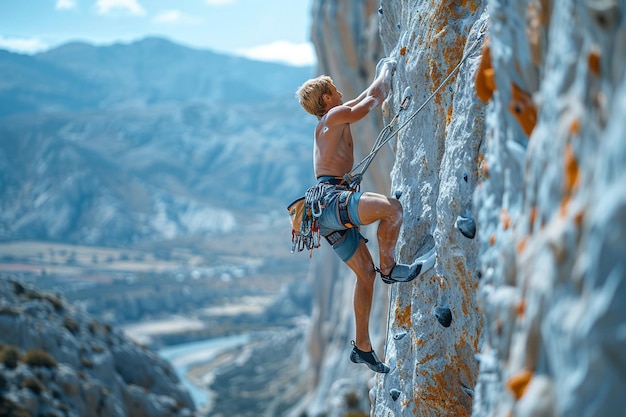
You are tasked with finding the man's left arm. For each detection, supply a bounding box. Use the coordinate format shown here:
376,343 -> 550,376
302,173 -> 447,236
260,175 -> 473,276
344,57 -> 395,109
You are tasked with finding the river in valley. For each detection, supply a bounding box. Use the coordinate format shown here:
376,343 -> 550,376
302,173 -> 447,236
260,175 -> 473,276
159,334 -> 250,411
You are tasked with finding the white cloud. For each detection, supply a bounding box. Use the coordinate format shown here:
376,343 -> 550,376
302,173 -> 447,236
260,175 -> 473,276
96,0 -> 146,16
56,0 -> 76,10
205,0 -> 236,6
0,35 -> 47,54
153,10 -> 202,25
236,41 -> 315,67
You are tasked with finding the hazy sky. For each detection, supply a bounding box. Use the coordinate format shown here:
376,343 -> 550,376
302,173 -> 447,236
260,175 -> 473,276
0,0 -> 315,66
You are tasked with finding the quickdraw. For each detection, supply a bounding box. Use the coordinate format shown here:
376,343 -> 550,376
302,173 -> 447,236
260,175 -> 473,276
344,19 -> 489,188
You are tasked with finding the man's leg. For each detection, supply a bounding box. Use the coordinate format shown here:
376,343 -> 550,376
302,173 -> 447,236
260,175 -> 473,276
356,192 -> 403,276
345,240 -> 377,352
345,240 -> 389,373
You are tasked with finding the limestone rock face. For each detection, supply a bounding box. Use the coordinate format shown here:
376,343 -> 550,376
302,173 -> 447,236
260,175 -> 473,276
471,1 -> 626,416
302,0 -> 626,416
375,2 -> 486,416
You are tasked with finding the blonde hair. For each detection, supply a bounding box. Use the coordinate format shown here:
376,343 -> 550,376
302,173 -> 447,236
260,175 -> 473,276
295,75 -> 334,117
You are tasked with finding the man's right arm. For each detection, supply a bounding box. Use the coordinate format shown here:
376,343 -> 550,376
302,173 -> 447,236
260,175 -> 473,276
326,96 -> 380,126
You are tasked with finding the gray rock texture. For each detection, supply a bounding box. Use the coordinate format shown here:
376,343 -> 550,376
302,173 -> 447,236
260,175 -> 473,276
375,3 -> 486,416
472,1 -> 626,416
0,278 -> 194,417
297,0 -> 626,416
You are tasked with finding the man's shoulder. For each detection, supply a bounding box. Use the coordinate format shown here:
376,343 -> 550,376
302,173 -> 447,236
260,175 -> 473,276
323,105 -> 353,126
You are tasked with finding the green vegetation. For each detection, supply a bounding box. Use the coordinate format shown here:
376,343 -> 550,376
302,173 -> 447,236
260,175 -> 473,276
344,391 -> 360,408
0,306 -> 20,316
88,321 -> 99,335
24,291 -> 64,311
0,345 -> 20,369
11,281 -> 25,295
21,348 -> 58,368
63,317 -> 80,335
0,396 -> 30,417
91,343 -> 105,353
21,376 -> 45,395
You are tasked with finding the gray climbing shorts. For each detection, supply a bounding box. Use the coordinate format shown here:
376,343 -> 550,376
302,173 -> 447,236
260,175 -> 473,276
316,177 -> 365,262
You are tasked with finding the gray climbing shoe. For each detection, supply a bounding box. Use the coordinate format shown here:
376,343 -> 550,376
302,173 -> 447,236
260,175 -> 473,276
349,341 -> 390,374
379,247 -> 436,284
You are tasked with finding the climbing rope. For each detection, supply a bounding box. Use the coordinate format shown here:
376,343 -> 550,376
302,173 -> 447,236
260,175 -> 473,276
343,19 -> 489,189
373,18 -> 489,363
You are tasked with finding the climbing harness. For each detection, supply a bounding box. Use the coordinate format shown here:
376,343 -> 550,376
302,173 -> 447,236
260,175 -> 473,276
288,181 -> 341,257
343,19 -> 489,190
289,178 -> 362,257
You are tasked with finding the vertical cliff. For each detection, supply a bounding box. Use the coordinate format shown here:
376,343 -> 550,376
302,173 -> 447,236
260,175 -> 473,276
300,1 -> 626,417
375,2 -> 486,416
472,1 -> 626,416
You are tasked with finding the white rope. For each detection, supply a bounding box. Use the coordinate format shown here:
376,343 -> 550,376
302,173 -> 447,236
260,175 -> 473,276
346,20 -> 488,185
378,18 -> 489,361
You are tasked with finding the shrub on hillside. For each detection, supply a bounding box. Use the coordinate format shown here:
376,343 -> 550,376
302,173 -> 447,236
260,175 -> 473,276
25,291 -> 64,311
22,349 -> 58,368
0,345 -> 20,369
0,396 -> 30,417
63,317 -> 80,335
21,376 -> 45,395
0,306 -> 20,316
344,391 -> 360,408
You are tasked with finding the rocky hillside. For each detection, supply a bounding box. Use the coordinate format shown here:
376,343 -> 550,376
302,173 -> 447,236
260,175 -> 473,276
293,1 -> 626,416
0,37 -> 312,116
0,38 -> 315,245
0,277 -> 194,417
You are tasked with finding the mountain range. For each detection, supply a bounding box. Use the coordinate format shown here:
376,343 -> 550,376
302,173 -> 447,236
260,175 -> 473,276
0,37 -> 316,246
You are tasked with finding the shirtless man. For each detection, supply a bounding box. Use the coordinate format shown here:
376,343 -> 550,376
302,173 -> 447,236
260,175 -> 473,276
295,60 -> 436,373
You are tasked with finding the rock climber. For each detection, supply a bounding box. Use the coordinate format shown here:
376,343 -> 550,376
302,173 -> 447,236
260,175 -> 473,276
295,59 -> 436,373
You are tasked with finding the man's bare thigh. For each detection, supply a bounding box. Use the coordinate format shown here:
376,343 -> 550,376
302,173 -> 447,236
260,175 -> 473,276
356,192 -> 402,225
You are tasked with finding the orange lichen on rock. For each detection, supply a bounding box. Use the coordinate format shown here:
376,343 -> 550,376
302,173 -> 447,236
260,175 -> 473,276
396,303 -> 412,329
574,209 -> 585,225
500,208 -> 511,230
588,48 -> 601,75
569,118 -> 581,135
400,45 -> 407,56
516,298 -> 526,318
561,142 -> 581,214
481,159 -> 490,179
516,237 -> 527,254
446,104 -> 453,127
416,362 -> 473,417
529,205 -> 538,232
506,369 -> 534,399
489,234 -> 496,246
475,36 -> 496,103
565,144 -> 582,187
509,83 -> 537,136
